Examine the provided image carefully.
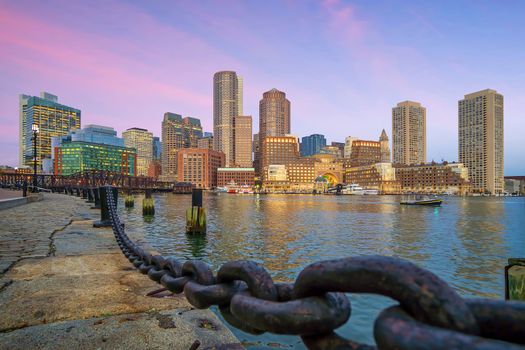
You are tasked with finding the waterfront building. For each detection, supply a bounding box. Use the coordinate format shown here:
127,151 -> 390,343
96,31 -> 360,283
152,136 -> 161,160
344,136 -> 359,158
300,134 -> 326,157
21,92 -> 81,171
177,149 -> 225,189
312,154 -> 344,185
380,129 -> 391,163
51,125 -> 124,164
392,101 -> 426,165
233,116 -> 253,167
459,89 -> 504,194
213,71 -> 242,167
504,176 -> 525,195
287,159 -> 317,192
349,140 -> 381,167
123,128 -> 153,176
261,135 -> 300,181
344,163 -> 400,194
394,162 -> 470,195
54,141 -> 136,176
217,168 -> 255,187
162,113 -> 203,181
198,135 -> 214,150
148,160 -> 161,179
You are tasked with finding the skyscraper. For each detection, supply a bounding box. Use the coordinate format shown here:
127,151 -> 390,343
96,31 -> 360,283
259,89 -> 291,140
162,112 -> 203,180
152,136 -> 161,160
300,134 -> 326,157
123,128 -> 153,176
392,101 -> 426,165
21,92 -> 81,171
459,89 -> 504,194
213,71 -> 242,167
233,116 -> 253,167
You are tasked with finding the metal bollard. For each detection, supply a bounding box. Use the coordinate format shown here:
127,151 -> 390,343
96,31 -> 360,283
93,186 -> 118,228
22,180 -> 27,197
91,188 -> 101,209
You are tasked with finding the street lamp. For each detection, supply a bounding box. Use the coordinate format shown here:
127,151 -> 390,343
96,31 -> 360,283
31,123 -> 39,192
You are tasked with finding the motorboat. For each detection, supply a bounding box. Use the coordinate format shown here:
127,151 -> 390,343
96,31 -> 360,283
363,189 -> 379,195
342,184 -> 365,195
400,195 -> 442,206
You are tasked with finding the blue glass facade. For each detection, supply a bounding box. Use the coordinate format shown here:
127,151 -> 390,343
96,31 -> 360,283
300,134 -> 326,156
71,124 -> 124,147
152,136 -> 161,160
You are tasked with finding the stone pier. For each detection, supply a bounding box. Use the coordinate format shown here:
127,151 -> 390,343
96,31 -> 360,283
0,193 -> 241,349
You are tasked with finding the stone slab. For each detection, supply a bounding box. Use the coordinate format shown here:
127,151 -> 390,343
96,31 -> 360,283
0,309 -> 241,350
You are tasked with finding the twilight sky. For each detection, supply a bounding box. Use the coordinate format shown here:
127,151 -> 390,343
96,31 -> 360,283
1,0 -> 524,174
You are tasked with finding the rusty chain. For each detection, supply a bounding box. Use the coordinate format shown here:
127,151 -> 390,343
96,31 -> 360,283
104,186 -> 525,349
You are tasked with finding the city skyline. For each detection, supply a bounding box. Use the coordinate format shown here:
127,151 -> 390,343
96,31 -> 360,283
1,1 -> 524,174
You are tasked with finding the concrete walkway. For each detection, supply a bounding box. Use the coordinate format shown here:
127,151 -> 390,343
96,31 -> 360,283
0,193 -> 240,349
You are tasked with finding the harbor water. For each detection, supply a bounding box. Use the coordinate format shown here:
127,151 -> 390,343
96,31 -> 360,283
119,194 -> 525,349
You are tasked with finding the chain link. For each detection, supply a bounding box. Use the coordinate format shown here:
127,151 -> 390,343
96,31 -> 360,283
104,186 -> 525,349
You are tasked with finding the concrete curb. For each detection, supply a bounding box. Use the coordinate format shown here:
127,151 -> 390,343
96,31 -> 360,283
0,194 -> 43,211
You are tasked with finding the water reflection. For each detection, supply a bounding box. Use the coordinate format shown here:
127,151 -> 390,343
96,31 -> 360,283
117,194 -> 525,348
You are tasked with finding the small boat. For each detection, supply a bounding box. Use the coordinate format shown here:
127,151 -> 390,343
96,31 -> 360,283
214,187 -> 227,193
363,189 -> 379,195
342,184 -> 365,195
400,195 -> 442,206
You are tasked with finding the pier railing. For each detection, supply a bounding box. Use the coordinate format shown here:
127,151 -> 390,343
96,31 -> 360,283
105,186 -> 525,348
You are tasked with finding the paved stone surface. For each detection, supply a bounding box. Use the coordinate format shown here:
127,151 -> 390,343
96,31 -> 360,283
0,192 -> 240,349
0,309 -> 242,350
0,193 -> 96,274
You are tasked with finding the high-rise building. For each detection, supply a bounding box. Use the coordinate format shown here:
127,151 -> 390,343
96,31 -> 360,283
261,135 -> 300,180
152,136 -> 161,160
392,101 -> 426,165
177,148 -> 225,189
54,141 -> 136,176
300,134 -> 326,157
459,89 -> 504,194
21,92 -> 81,171
161,112 -> 203,180
344,136 -> 359,158
380,129 -> 391,163
18,94 -> 30,167
259,89 -> 291,140
122,128 -> 153,176
213,71 -> 242,167
183,117 -> 203,148
198,135 -> 214,150
233,116 -> 252,167
253,133 -> 261,173
162,113 -> 184,179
